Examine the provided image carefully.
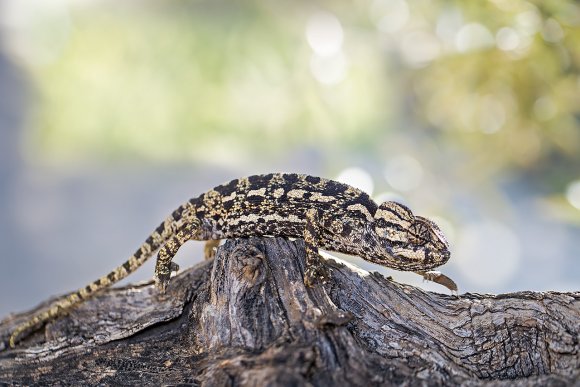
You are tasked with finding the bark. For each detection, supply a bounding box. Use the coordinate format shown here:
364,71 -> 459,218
0,237 -> 578,386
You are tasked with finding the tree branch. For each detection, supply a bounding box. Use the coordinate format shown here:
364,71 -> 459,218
1,237 -> 578,385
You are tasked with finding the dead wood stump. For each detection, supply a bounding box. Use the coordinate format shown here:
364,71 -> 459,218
0,237 -> 578,386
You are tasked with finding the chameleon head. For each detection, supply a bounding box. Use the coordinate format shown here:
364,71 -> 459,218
372,201 -> 450,270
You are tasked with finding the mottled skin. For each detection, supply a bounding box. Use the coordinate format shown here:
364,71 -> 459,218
9,173 -> 452,348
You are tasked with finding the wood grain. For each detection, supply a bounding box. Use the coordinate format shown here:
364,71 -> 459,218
1,237 -> 578,385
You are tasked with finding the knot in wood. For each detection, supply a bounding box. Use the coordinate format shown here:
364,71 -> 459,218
230,243 -> 265,284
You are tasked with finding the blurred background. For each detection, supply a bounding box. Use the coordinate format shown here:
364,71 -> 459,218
1,0 -> 579,317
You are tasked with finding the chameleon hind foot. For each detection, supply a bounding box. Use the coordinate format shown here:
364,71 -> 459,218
155,261 -> 180,293
154,220 -> 200,293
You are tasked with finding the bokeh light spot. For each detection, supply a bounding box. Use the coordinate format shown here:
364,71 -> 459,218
435,7 -> 463,45
400,30 -> 441,66
454,221 -> 522,288
542,18 -> 564,43
565,180 -> 580,210
1,0 -> 71,66
515,8 -> 542,36
384,155 -> 423,192
306,11 -> 343,57
496,27 -> 520,51
370,0 -> 410,34
373,191 -> 407,207
455,23 -> 494,53
336,167 -> 374,195
478,95 -> 506,133
310,52 -> 347,85
533,96 -> 557,121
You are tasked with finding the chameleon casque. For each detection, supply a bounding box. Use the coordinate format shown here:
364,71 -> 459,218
9,173 -> 453,348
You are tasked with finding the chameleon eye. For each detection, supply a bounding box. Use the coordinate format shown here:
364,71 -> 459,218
407,221 -> 430,246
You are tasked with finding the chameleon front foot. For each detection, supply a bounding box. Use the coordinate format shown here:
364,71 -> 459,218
304,262 -> 330,287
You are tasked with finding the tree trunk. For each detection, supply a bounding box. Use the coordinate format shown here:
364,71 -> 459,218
0,237 -> 578,386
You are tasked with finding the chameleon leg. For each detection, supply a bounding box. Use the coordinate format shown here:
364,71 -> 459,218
303,208 -> 329,287
155,219 -> 201,293
204,239 -> 221,260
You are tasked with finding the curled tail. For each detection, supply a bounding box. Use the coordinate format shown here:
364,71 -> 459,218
9,207 -> 185,348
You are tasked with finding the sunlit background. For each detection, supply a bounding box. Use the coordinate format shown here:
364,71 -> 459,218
1,0 -> 579,317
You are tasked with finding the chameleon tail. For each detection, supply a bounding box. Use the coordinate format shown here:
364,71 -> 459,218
9,210 -> 183,348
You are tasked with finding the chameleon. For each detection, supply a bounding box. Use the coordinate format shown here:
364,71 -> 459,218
8,173 -> 454,348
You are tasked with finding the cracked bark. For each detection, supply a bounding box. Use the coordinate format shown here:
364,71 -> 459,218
0,237 -> 578,386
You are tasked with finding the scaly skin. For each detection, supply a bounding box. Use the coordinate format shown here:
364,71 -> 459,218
9,173 -> 452,348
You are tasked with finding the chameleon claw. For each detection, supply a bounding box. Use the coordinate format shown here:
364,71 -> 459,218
155,260 -> 179,294
155,272 -> 171,293
155,262 -> 179,293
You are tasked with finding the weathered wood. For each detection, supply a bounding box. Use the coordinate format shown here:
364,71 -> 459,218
0,237 -> 578,386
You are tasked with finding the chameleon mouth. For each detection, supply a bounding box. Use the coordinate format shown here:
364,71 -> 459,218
436,250 -> 451,265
